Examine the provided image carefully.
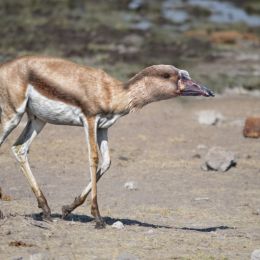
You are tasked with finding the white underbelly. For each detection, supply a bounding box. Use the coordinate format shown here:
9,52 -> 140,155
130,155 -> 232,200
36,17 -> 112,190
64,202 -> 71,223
27,85 -> 83,126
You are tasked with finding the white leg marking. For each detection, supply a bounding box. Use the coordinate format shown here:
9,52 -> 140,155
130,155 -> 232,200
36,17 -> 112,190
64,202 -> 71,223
12,118 -> 46,198
80,128 -> 110,198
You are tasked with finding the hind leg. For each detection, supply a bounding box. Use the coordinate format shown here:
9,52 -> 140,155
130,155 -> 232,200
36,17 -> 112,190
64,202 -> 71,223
0,111 -> 23,146
12,117 -> 51,220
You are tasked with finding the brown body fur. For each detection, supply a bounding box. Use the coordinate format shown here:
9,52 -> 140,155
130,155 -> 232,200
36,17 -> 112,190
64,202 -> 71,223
0,56 -> 210,228
0,56 -> 130,118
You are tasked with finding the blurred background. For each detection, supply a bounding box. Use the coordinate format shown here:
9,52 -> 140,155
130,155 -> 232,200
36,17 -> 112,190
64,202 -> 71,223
0,0 -> 259,92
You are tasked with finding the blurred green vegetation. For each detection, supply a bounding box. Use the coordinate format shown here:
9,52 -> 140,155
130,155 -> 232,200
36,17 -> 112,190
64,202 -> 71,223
0,0 -> 259,91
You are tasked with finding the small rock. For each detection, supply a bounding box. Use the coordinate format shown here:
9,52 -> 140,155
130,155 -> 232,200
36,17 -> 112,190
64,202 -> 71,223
243,117 -> 260,138
30,253 -> 50,260
124,181 -> 137,190
251,249 -> 260,260
146,229 -> 154,234
202,147 -> 236,172
194,197 -> 210,201
197,110 -> 224,125
197,144 -> 207,150
112,221 -> 124,229
117,252 -> 139,260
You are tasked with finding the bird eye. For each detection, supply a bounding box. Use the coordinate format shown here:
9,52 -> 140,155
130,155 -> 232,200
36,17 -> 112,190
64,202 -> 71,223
163,73 -> 170,79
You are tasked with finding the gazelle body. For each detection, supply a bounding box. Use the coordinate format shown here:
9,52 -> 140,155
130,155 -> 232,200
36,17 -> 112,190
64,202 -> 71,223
0,56 -> 213,228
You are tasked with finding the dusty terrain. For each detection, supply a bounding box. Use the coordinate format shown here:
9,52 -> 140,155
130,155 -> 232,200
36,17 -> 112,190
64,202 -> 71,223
0,94 -> 259,259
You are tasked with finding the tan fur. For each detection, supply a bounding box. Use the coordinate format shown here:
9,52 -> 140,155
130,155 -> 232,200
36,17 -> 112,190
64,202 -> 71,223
0,56 -> 186,227
0,56 -> 182,119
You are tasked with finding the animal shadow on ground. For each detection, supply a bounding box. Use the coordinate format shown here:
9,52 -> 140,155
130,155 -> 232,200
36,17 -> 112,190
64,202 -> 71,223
27,214 -> 234,232
178,226 -> 235,232
27,212 -> 172,229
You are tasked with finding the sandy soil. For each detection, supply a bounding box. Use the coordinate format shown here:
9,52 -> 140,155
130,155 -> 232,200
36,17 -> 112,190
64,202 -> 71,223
0,95 -> 260,260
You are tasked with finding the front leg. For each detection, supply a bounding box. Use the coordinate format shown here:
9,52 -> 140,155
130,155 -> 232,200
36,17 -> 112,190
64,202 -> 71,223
83,116 -> 105,228
62,128 -> 110,224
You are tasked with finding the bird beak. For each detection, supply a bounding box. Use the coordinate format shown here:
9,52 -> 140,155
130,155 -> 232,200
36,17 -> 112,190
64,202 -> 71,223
178,79 -> 214,97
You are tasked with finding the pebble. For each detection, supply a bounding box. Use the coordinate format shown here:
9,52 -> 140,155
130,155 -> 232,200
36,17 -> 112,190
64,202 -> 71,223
196,110 -> 224,125
124,181 -> 137,190
112,221 -> 124,229
194,197 -> 210,201
201,147 -> 236,172
243,117 -> 260,138
146,229 -> 154,234
197,144 -> 207,150
251,249 -> 260,260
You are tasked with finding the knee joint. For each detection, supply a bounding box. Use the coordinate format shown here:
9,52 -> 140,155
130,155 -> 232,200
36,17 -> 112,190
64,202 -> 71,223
90,155 -> 99,167
12,145 -> 27,163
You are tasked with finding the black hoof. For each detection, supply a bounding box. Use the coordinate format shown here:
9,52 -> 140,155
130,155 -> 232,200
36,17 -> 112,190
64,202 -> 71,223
40,211 -> 52,222
95,219 -> 106,229
62,205 -> 72,219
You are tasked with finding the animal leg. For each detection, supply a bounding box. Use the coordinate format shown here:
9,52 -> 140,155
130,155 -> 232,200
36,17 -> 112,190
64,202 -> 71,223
0,111 -> 23,146
12,117 -> 51,220
85,117 -> 105,228
62,128 -> 110,220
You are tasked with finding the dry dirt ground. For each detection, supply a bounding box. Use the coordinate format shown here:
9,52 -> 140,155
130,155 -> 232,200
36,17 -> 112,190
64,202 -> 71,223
0,95 -> 260,260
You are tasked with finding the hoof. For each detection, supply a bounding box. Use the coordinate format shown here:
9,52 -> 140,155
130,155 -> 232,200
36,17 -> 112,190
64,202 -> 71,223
95,219 -> 106,229
62,205 -> 72,219
40,211 -> 52,222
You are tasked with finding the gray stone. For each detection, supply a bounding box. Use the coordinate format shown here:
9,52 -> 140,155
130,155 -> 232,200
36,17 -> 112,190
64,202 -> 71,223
146,229 -> 154,234
124,181 -> 137,190
117,252 -> 139,260
197,110 -> 224,125
194,197 -> 210,201
112,221 -> 124,229
251,250 -> 260,260
202,147 -> 236,172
